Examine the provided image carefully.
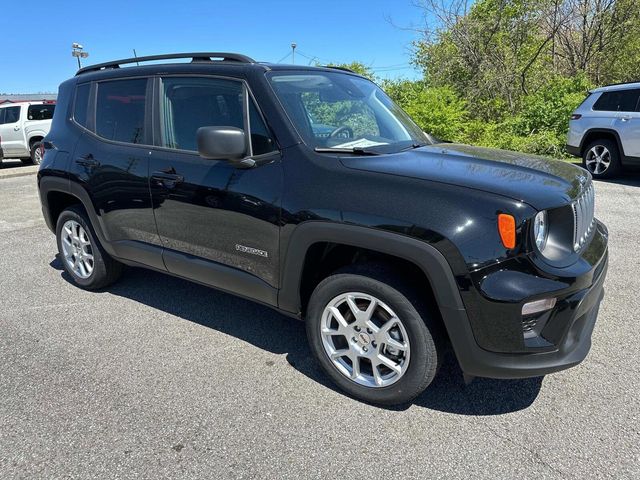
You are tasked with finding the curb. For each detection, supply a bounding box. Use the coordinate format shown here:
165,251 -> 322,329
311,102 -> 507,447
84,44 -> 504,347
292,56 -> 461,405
0,167 -> 38,180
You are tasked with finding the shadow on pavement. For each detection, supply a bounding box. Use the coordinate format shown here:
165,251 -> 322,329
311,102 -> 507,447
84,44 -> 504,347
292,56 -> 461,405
594,174 -> 640,188
51,256 -> 542,415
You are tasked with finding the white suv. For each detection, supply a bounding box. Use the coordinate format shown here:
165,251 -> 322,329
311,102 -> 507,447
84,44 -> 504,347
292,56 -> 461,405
0,101 -> 56,166
567,82 -> 640,179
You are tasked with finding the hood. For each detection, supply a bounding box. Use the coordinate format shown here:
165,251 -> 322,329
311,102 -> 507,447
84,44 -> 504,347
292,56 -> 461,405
339,143 -> 589,211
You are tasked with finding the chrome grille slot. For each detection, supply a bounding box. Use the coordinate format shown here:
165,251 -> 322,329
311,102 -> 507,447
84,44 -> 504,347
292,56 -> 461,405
572,182 -> 595,252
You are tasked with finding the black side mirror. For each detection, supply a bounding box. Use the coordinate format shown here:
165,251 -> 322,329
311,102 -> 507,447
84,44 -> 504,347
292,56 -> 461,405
197,126 -> 246,161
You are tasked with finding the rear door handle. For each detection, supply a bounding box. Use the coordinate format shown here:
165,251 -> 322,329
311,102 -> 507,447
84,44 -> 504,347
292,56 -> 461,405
13,126 -> 20,131
152,170 -> 184,185
620,115 -> 633,121
75,154 -> 100,167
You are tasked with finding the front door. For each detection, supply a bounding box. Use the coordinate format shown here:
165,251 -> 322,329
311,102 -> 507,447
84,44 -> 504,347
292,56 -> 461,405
149,76 -> 282,289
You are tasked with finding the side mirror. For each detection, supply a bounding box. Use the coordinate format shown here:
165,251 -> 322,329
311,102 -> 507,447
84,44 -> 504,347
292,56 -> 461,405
197,126 -> 246,161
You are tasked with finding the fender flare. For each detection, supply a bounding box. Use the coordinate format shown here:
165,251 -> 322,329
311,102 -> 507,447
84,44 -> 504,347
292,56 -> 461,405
38,176 -> 117,258
579,128 -> 626,159
277,221 -> 466,315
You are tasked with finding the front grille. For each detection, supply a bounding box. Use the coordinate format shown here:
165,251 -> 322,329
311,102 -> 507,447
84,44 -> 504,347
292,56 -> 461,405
572,181 -> 595,252
522,317 -> 538,333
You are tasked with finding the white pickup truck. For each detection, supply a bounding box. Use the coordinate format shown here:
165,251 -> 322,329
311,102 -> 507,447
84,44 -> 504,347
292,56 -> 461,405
0,101 -> 56,166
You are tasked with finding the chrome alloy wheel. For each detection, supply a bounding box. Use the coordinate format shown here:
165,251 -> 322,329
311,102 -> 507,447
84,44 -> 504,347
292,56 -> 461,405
61,220 -> 94,279
585,145 -> 611,175
320,292 -> 411,388
34,146 -> 43,164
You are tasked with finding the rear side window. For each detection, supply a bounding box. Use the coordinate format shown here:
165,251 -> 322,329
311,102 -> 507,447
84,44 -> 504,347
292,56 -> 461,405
96,79 -> 147,144
27,104 -> 55,120
73,84 -> 91,128
0,106 -> 21,124
593,89 -> 640,112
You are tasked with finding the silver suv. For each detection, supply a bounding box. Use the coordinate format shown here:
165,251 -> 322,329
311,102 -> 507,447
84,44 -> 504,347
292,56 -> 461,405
566,82 -> 640,179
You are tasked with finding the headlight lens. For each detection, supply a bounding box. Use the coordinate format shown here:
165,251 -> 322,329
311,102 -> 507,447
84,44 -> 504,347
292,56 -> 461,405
534,211 -> 548,250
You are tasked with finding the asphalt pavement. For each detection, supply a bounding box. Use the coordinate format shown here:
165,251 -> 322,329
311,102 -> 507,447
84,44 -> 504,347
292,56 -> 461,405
0,170 -> 638,479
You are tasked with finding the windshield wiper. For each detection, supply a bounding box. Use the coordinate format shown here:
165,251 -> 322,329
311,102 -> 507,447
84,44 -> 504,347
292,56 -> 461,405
400,142 -> 428,151
314,147 -> 382,156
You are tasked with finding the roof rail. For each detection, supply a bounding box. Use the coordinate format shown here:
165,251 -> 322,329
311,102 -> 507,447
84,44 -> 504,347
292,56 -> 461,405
322,65 -> 356,74
76,52 -> 256,75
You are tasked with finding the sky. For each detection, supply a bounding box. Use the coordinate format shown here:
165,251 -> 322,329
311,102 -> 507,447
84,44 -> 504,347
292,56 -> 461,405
1,0 -> 426,94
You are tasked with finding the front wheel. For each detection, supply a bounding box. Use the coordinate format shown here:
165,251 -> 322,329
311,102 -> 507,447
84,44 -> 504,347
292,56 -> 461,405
306,271 -> 440,405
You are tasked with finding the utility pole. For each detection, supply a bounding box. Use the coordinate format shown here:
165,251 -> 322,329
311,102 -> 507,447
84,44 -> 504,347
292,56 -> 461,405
72,43 -> 89,69
291,42 -> 297,65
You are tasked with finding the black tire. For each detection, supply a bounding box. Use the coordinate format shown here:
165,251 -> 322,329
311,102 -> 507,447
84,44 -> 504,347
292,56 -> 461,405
55,205 -> 123,290
27,141 -> 43,165
582,139 -> 621,179
306,268 -> 441,405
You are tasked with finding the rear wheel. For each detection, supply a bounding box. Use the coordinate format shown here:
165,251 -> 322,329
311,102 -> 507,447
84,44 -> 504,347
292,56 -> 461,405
582,139 -> 621,179
26,141 -> 43,165
306,270 -> 440,405
56,205 -> 123,290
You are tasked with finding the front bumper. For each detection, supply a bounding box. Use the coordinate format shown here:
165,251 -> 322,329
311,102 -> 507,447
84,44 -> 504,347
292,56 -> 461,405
447,220 -> 608,379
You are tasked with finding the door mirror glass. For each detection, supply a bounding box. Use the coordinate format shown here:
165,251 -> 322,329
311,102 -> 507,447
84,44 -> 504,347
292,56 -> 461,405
197,126 -> 246,160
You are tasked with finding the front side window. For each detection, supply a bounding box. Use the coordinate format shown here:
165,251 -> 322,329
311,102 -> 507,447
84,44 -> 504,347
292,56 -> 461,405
268,71 -> 428,153
160,77 -> 275,155
0,106 -> 21,124
27,104 -> 55,121
96,79 -> 147,144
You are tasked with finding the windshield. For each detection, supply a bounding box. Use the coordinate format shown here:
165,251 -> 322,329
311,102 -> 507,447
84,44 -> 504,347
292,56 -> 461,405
267,71 -> 429,153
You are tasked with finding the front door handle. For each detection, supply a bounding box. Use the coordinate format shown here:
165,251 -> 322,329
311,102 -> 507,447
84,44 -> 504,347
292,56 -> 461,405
75,154 -> 100,167
13,125 -> 20,131
620,115 -> 633,121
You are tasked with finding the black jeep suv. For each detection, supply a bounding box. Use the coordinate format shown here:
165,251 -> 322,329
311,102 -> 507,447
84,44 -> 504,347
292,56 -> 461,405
38,53 -> 608,405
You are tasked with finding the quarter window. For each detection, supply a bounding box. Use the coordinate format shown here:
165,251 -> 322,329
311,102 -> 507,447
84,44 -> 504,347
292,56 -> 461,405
160,77 -> 276,155
96,79 -> 147,144
593,89 -> 640,112
73,84 -> 91,128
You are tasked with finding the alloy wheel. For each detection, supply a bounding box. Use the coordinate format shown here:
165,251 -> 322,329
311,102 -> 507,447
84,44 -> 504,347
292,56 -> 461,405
61,220 -> 94,279
320,292 -> 411,388
585,145 -> 611,175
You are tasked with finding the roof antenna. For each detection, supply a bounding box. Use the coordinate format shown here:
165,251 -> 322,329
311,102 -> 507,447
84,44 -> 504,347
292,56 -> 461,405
133,49 -> 139,66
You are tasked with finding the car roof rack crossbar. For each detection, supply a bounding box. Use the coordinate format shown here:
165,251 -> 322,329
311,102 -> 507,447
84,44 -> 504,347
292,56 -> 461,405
321,65 -> 356,74
76,52 -> 256,75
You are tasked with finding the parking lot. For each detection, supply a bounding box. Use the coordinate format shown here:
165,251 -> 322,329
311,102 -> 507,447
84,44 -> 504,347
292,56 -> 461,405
0,169 -> 638,479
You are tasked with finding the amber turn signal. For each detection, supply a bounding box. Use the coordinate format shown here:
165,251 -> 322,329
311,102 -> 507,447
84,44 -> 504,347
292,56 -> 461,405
498,213 -> 516,249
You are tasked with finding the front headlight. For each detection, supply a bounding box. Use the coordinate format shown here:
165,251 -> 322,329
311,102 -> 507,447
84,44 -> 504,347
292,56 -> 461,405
533,210 -> 548,251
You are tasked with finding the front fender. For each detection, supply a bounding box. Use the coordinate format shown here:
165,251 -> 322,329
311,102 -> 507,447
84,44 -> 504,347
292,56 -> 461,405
277,221 -> 466,315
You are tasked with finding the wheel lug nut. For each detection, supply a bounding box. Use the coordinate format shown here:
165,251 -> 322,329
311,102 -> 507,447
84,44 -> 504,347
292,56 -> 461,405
363,347 -> 368,352
372,341 -> 377,347
367,328 -> 373,334
354,326 -> 361,332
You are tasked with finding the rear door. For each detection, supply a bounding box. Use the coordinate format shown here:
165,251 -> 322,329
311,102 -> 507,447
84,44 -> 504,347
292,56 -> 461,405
69,77 -> 164,269
0,105 -> 27,157
606,88 -> 640,157
149,75 -> 282,290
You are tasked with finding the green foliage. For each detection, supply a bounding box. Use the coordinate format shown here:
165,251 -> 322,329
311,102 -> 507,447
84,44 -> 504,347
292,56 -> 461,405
382,80 -> 468,141
383,75 -> 592,157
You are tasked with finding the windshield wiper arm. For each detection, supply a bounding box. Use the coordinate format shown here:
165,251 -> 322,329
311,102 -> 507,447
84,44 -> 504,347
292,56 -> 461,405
314,147 -> 382,156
